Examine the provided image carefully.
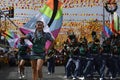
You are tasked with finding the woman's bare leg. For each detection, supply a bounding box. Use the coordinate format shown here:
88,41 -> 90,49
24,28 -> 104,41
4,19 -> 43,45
31,60 -> 37,80
37,59 -> 44,79
19,60 -> 25,75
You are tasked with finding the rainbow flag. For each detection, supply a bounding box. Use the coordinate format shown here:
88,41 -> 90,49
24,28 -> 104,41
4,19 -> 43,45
19,0 -> 63,49
2,30 -> 19,48
100,25 -> 112,44
2,30 -> 32,48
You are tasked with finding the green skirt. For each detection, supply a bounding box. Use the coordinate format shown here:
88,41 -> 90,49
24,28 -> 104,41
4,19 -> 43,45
30,55 -> 45,60
30,51 -> 46,60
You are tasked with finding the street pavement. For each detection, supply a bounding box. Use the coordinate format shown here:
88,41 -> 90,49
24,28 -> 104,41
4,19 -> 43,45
0,64 -> 120,80
0,64 -> 67,80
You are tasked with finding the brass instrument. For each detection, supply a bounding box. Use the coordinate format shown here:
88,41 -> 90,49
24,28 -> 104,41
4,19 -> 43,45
45,49 -> 56,60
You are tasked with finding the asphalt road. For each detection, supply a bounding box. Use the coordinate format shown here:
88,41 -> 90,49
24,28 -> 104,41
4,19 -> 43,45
0,64 -> 67,80
0,64 -> 120,80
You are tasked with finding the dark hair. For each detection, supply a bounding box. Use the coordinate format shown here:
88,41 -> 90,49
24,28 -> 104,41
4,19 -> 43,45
35,21 -> 44,28
91,31 -> 96,36
94,39 -> 99,43
36,21 -> 44,25
20,38 -> 25,44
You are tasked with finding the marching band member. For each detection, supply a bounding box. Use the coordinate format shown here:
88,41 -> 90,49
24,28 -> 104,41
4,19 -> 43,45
64,32 -> 80,80
47,46 -> 56,75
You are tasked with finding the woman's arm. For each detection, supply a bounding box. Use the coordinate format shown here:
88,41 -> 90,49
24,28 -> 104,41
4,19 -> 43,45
20,36 -> 28,39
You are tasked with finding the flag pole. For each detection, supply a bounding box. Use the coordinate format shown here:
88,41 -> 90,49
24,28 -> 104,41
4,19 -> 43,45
100,2 -> 106,44
0,10 -> 19,29
103,3 -> 105,29
118,15 -> 120,31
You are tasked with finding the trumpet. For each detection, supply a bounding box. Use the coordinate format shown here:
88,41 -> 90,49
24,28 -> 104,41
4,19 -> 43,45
45,50 -> 56,60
